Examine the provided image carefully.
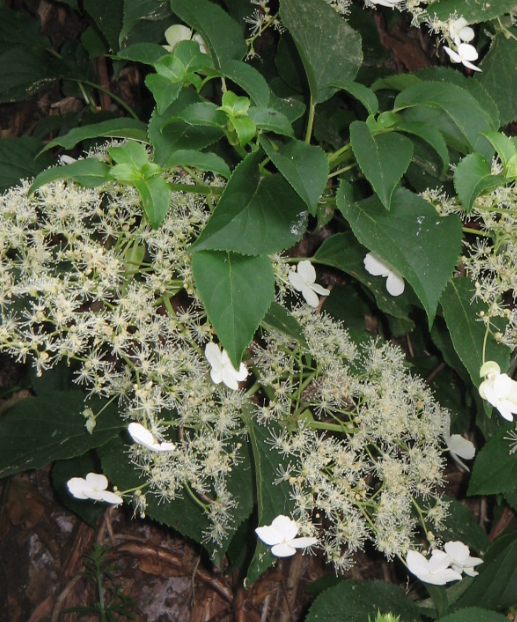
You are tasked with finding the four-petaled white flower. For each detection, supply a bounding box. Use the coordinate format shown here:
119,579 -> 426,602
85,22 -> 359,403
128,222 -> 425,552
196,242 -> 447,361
255,515 -> 318,557
479,361 -> 517,421
128,422 -> 176,452
443,42 -> 481,72
288,260 -> 330,308
67,473 -> 122,505
205,342 -> 248,391
449,18 -> 475,43
444,541 -> 483,577
406,549 -> 462,585
363,252 -> 405,297
444,425 -> 475,471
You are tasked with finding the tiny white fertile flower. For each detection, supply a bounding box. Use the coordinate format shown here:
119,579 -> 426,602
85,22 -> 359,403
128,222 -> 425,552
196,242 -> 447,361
67,473 -> 122,505
479,361 -> 517,421
205,342 -> 248,390
255,515 -> 318,557
406,549 -> 462,585
288,260 -> 330,308
363,252 -> 405,297
449,18 -> 475,43
444,541 -> 483,577
128,422 -> 176,452
443,43 -> 481,72
445,428 -> 475,471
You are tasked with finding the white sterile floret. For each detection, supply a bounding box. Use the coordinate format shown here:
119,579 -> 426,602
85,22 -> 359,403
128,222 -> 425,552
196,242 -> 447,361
406,549 -> 462,585
128,422 -> 176,452
163,24 -> 207,54
443,541 -> 483,577
444,421 -> 475,471
449,18 -> 475,43
363,252 -> 405,297
288,260 -> 330,308
255,515 -> 318,557
205,342 -> 248,390
67,472 -> 122,505
479,361 -> 517,421
443,43 -> 481,72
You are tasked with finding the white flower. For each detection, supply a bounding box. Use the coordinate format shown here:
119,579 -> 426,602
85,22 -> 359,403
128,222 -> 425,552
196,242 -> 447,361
255,515 -> 318,557
406,549 -> 462,585
205,342 -> 248,390
444,541 -> 483,577
363,252 -> 405,297
449,18 -> 475,43
367,0 -> 403,7
163,24 -> 207,55
443,43 -> 481,72
479,361 -> 517,421
67,473 -> 122,505
128,422 -> 176,452
288,260 -> 330,308
445,426 -> 475,471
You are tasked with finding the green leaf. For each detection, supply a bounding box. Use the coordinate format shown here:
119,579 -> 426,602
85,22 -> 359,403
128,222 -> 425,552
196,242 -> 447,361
478,33 -> 517,126
170,0 -> 246,69
122,0 -> 171,26
165,149 -> 231,178
231,116 -> 257,147
395,121 -> 449,173
439,497 -> 490,554
331,79 -> 378,115
0,47 -> 69,103
191,151 -> 308,255
261,301 -> 307,346
219,59 -> 270,108
453,533 -> 517,611
133,175 -> 171,229
350,122 -> 414,210
440,277 -> 511,389
279,0 -> 362,104
340,187 -> 462,325
442,609 -> 509,622
482,131 -> 517,167
395,82 -> 495,159
245,415 -> 295,584
109,140 -> 149,167
314,230 -> 413,322
52,453 -> 107,527
454,153 -> 506,212
425,0 -> 517,24
260,136 -> 328,215
305,580 -> 421,622
322,285 -> 374,346
84,0 -> 123,52
269,91 -> 306,123
41,119 -> 148,153
0,137 -> 54,191
118,42 -> 168,64
152,117 -> 223,163
178,102 -> 228,128
0,392 -> 124,478
145,74 -> 182,115
248,108 -> 294,138
29,159 -> 110,195
191,251 -> 275,367
0,7 -> 50,54
468,425 -> 517,496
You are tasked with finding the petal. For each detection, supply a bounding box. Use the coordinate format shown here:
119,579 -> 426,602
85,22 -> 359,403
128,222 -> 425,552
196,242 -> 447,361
364,252 -> 390,277
429,550 -> 452,573
210,368 -> 223,385
463,567 -> 479,577
271,515 -> 299,541
458,43 -> 478,61
494,374 -> 515,399
67,477 -> 90,499
448,435 -> 475,460
385,272 -> 405,297
427,569 -> 462,585
289,270 -> 307,292
443,46 -> 461,63
271,543 -> 297,557
406,550 -> 430,576
234,362 -> 248,382
154,441 -> 176,452
85,472 -> 108,491
302,286 -> 321,308
462,59 -> 482,72
255,525 -> 282,546
100,490 -> 123,505
497,402 -> 516,422
221,369 -> 239,391
205,342 -> 222,369
290,536 -> 318,549
458,26 -> 475,42
444,541 -> 469,562
192,33 -> 207,55
164,24 -> 192,49
128,422 -> 156,450
310,283 -> 330,297
297,260 -> 316,285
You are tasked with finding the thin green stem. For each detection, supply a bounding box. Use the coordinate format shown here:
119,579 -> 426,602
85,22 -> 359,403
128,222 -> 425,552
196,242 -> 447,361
328,142 -> 351,167
328,163 -> 357,179
482,322 -> 490,365
462,227 -> 491,238
96,564 -> 106,622
67,79 -> 139,121
305,98 -> 316,144
169,182 -> 223,196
